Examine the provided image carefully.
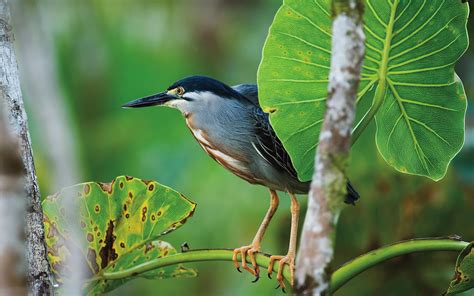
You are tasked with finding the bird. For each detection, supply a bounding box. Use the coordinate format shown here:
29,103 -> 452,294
122,75 -> 359,291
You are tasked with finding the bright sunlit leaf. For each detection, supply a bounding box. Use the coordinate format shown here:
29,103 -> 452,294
258,0 -> 468,181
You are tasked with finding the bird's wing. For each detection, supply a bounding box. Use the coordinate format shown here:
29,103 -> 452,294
232,84 -> 259,106
233,83 -> 298,178
251,106 -> 299,178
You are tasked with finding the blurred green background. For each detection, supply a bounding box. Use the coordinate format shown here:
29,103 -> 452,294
11,0 -> 474,295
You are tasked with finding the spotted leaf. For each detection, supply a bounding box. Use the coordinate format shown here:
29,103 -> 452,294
446,242 -> 474,295
43,176 -> 197,295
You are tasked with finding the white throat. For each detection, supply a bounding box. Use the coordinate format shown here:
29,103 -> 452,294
165,91 -> 222,115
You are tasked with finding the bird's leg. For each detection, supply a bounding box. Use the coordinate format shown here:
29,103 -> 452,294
232,189 -> 279,280
268,191 -> 299,292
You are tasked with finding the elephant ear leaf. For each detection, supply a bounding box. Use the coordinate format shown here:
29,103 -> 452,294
446,242 -> 474,295
257,0 -> 469,181
43,176 -> 197,295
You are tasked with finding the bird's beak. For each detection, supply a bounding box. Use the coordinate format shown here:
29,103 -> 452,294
122,91 -> 177,108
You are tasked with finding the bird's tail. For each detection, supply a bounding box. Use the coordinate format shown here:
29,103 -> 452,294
344,180 -> 360,205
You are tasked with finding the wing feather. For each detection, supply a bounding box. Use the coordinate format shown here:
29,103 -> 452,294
252,107 -> 299,178
233,83 -> 298,178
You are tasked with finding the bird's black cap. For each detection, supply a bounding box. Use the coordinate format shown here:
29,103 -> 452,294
168,75 -> 243,99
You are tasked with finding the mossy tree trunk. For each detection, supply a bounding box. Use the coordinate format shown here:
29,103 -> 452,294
0,88 -> 27,296
295,0 -> 365,295
0,0 -> 52,294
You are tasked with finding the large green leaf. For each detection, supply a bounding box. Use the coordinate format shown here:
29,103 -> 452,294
43,176 -> 197,295
258,0 -> 468,181
446,242 -> 474,295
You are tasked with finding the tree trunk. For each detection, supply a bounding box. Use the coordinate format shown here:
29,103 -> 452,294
0,92 -> 27,296
295,1 -> 365,295
0,1 -> 52,294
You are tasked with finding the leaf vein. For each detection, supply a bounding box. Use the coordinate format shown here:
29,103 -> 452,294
392,0 -> 446,49
287,5 -> 331,37
364,26 -> 385,43
271,56 -> 330,70
388,34 -> 462,70
367,0 -> 388,28
393,0 -> 426,37
266,78 -> 329,83
399,99 -> 458,112
285,119 -> 324,142
275,31 -> 331,54
394,0 -> 412,25
313,0 -> 330,17
388,81 -> 431,174
387,114 -> 403,146
273,97 -> 326,107
408,117 -> 452,147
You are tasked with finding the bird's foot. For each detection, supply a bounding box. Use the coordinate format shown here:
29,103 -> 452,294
232,244 -> 261,281
267,254 -> 295,293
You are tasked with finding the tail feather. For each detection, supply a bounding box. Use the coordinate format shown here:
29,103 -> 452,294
344,180 -> 360,205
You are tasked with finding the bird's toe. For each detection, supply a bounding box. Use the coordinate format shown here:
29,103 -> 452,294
268,254 -> 295,293
232,245 -> 261,280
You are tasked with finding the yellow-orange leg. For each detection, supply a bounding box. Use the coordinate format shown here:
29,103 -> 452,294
233,189 -> 280,280
268,191 -> 299,292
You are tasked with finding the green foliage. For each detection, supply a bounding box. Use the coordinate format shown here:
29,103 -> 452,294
25,0 -> 473,294
43,176 -> 197,295
258,0 -> 469,181
447,242 -> 474,295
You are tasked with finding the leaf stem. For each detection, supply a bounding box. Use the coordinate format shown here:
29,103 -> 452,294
100,238 -> 467,293
351,0 -> 399,144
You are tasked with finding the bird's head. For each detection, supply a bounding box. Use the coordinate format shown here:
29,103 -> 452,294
122,75 -> 243,115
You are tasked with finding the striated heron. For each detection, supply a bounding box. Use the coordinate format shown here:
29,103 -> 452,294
123,75 -> 359,290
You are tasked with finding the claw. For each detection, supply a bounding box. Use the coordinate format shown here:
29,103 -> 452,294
232,245 -> 260,277
268,254 -> 294,293
268,273 -> 272,279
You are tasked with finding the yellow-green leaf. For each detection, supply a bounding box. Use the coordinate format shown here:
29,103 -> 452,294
43,176 -> 197,294
447,242 -> 474,295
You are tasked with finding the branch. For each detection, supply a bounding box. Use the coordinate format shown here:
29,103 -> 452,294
98,238 -> 468,293
100,250 -> 291,281
0,1 -> 52,294
331,238 -> 468,292
295,0 -> 365,294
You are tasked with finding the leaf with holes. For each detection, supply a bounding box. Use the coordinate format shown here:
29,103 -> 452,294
43,176 -> 197,295
446,242 -> 474,295
258,0 -> 468,181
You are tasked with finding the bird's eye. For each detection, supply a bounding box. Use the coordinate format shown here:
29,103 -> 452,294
177,86 -> 185,96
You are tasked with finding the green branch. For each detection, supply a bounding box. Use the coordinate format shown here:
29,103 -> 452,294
331,238 -> 468,292
101,249 -> 291,281
100,238 -> 468,293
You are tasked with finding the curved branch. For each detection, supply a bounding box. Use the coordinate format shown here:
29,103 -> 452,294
331,238 -> 468,292
99,238 -> 468,293
101,249 -> 291,281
